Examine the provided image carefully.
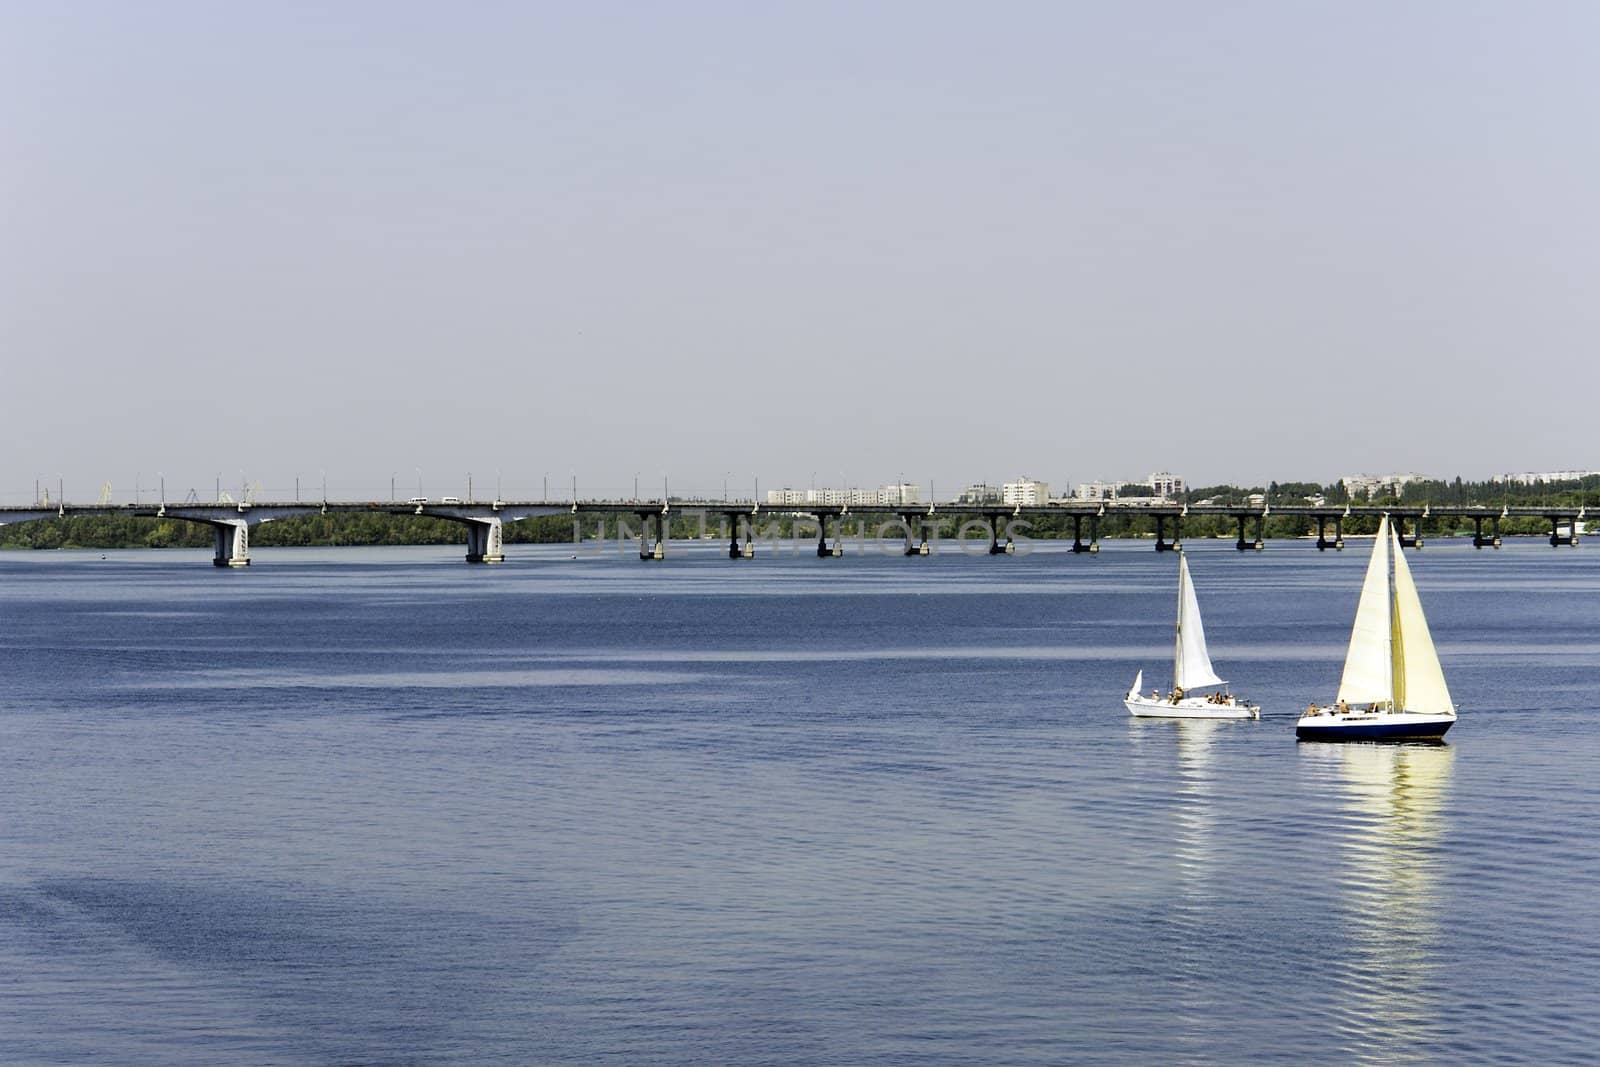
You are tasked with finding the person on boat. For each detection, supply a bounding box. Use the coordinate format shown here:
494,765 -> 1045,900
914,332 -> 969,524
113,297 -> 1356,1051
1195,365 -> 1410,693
1306,702 -> 1320,716
1171,687 -> 1184,704
1337,699 -> 1349,714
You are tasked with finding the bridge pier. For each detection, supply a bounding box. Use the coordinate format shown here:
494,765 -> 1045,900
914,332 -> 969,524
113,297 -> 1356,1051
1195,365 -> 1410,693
1234,514 -> 1265,551
1550,515 -> 1580,547
816,515 -> 843,557
900,515 -> 930,556
1070,514 -> 1098,554
1315,516 -> 1346,551
727,514 -> 754,559
1472,515 -> 1502,549
464,516 -> 505,563
634,513 -> 665,560
1396,516 -> 1422,549
211,520 -> 250,567
1154,514 -> 1179,552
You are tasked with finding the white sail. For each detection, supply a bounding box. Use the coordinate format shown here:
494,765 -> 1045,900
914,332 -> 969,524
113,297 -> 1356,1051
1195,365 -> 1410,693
1390,527 -> 1455,715
1174,555 -> 1225,690
1128,669 -> 1144,700
1337,517 -> 1394,706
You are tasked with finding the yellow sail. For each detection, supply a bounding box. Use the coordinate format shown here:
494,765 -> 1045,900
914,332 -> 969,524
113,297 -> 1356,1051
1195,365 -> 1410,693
1337,517 -> 1394,706
1390,527 -> 1455,716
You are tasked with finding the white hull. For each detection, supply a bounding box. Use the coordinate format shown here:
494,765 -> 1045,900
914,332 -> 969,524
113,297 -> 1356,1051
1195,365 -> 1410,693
1125,694 -> 1259,720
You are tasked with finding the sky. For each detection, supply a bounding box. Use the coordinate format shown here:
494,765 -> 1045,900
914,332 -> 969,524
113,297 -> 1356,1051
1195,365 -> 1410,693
3,1 -> 1597,504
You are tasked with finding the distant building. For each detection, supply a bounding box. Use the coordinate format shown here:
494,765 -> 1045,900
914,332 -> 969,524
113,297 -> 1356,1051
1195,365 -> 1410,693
1148,472 -> 1184,501
1002,478 -> 1050,506
1494,470 -> 1599,486
1071,472 -> 1184,502
1341,473 -> 1429,500
769,485 -> 906,507
957,483 -> 1004,505
878,483 -> 922,506
1072,480 -> 1122,501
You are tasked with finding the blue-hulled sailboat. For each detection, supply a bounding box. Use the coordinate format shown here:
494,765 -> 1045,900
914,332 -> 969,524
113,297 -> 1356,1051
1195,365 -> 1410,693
1297,516 -> 1457,741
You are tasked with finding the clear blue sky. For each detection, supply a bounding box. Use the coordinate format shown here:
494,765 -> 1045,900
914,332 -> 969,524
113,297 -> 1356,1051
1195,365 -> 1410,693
4,1 -> 1596,503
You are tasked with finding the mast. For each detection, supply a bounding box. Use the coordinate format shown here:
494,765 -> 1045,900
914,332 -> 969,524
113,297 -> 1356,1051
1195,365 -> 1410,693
1389,521 -> 1404,711
1172,554 -> 1185,690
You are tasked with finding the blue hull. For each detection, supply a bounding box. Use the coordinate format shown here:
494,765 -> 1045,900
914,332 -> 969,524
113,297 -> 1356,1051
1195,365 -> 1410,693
1296,718 -> 1453,742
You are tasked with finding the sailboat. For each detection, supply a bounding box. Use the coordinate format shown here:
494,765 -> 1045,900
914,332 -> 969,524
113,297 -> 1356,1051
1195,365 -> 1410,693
1297,516 -> 1457,741
1125,554 -> 1260,720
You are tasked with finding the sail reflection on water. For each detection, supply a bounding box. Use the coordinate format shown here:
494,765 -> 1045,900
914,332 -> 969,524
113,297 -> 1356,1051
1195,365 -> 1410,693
1312,743 -> 1456,1061
1171,720 -> 1219,906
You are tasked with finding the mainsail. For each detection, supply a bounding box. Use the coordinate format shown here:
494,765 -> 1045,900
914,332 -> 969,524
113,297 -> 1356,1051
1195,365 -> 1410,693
1337,517 -> 1394,706
1391,529 -> 1455,715
1174,555 -> 1225,690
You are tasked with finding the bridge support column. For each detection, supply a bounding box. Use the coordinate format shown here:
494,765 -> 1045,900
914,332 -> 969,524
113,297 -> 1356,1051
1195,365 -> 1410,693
900,515 -> 929,556
1397,516 -> 1422,549
1550,515 -> 1579,547
987,513 -> 1006,555
1234,514 -> 1265,551
815,516 -> 842,558
212,520 -> 250,567
465,517 -> 504,563
1473,516 -> 1502,549
1070,514 -> 1098,554
635,513 -> 664,560
727,515 -> 754,559
1316,515 -> 1345,551
1154,514 -> 1178,552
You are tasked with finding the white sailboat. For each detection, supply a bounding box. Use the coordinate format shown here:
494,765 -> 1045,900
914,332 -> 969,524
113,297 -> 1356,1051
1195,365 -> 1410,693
1125,554 -> 1260,720
1297,516 -> 1457,741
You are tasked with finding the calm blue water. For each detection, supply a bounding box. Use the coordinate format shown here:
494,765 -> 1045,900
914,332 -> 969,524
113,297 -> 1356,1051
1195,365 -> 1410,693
2,537 -> 1598,1065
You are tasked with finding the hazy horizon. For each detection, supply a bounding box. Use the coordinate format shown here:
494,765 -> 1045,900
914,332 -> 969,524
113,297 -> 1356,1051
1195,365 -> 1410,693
5,2 -> 1597,504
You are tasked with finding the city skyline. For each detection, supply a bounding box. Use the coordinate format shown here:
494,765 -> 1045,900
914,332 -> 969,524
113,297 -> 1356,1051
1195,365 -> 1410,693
9,464 -> 1597,509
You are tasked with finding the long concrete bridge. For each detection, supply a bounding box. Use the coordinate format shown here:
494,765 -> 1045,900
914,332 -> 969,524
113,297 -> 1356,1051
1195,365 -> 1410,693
0,498 -> 1586,567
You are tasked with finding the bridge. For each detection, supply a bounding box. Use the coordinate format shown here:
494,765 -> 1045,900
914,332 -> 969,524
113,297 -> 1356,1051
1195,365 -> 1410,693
0,498 -> 1586,567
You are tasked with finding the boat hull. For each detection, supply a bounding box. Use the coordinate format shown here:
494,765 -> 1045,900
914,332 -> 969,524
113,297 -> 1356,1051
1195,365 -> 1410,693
1295,711 -> 1454,741
1125,696 -> 1259,720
